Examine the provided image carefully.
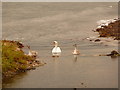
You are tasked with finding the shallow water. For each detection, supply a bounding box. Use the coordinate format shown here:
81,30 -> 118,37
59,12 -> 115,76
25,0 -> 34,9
2,2 -> 118,88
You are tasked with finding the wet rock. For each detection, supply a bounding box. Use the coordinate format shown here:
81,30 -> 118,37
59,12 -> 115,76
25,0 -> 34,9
107,50 -> 120,56
99,50 -> 120,57
81,83 -> 84,85
94,39 -> 101,42
92,29 -> 96,32
111,50 -> 119,55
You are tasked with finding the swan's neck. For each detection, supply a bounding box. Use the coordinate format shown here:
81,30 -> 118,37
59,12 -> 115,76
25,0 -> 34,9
55,45 -> 58,47
74,47 -> 77,51
54,43 -> 58,47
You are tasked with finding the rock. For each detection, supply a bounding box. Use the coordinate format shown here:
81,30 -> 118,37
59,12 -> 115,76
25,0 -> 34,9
107,50 -> 120,56
94,39 -> 101,42
95,19 -> 120,40
81,83 -> 84,85
111,50 -> 119,55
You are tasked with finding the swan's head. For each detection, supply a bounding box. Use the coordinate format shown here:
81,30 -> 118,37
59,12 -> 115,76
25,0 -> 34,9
53,41 -> 58,46
73,44 -> 77,47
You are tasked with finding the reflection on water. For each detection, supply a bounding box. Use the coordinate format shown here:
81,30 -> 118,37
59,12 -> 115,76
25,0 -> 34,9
73,55 -> 78,62
52,57 -> 60,60
111,56 -> 119,59
2,72 -> 28,88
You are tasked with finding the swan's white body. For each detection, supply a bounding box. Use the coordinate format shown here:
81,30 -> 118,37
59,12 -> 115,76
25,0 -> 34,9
72,44 -> 80,55
52,41 -> 61,57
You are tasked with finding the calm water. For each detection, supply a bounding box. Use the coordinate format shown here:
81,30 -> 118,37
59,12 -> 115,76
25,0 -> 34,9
2,2 -> 118,88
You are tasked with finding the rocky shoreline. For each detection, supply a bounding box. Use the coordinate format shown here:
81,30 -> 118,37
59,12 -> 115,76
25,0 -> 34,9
96,19 -> 120,56
85,18 -> 120,57
86,18 -> 120,42
1,40 -> 45,81
95,18 -> 120,40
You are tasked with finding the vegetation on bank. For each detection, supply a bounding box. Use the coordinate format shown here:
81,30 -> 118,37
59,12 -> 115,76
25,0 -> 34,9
1,40 -> 43,80
96,19 -> 120,40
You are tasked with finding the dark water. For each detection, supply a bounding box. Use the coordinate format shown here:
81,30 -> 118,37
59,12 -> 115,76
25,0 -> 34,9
2,2 -> 118,88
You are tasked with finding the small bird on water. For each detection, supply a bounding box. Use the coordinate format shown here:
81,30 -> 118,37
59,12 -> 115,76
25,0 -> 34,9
72,44 -> 80,55
26,45 -> 38,57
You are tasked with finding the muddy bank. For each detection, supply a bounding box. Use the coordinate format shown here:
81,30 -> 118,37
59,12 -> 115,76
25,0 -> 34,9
1,40 -> 45,81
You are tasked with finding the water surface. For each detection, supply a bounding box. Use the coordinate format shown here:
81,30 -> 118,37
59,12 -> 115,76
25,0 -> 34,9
2,2 -> 118,88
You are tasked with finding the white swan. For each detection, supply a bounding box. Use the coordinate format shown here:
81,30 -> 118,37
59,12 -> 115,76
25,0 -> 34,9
52,41 -> 61,57
72,44 -> 80,55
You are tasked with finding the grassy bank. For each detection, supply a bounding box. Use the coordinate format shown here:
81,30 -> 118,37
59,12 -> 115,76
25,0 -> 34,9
1,40 -> 43,80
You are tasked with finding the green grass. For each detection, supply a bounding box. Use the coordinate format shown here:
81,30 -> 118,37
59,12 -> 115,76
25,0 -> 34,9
1,40 -> 34,76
